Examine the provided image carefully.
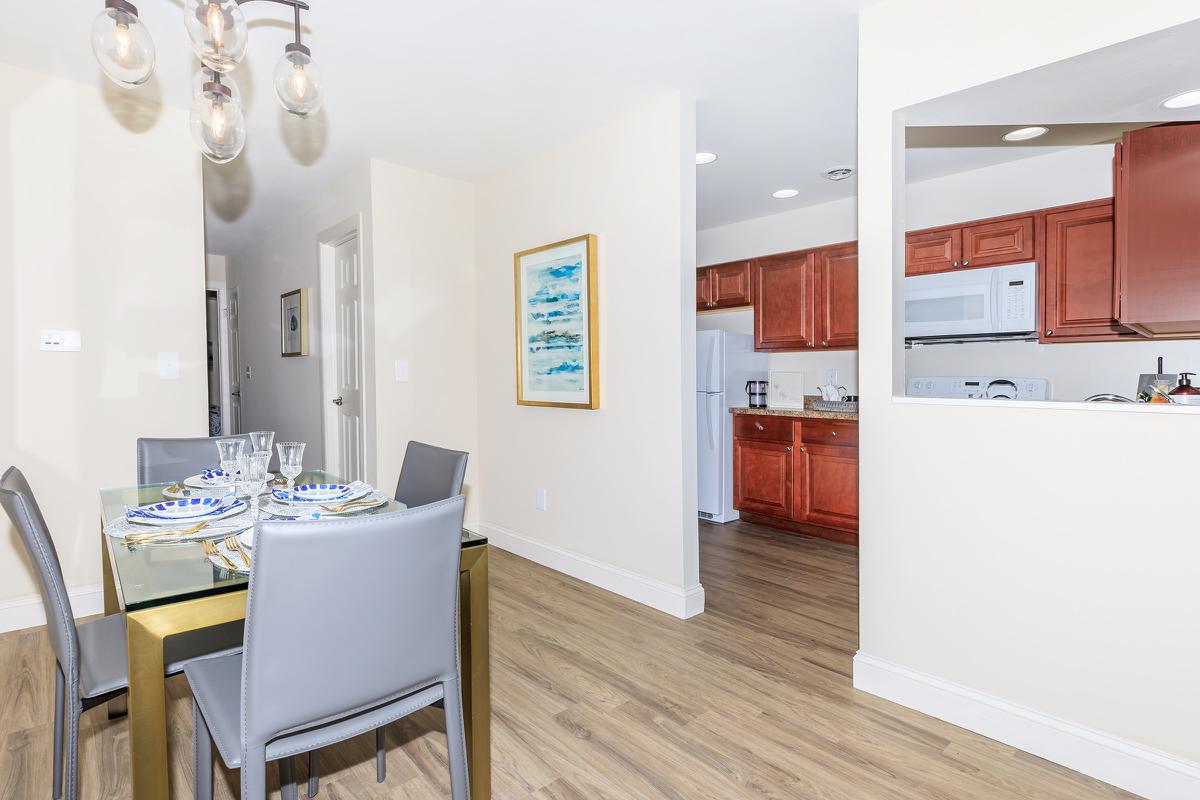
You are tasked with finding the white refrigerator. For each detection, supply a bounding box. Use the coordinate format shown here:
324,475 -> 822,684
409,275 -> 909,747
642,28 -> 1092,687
697,330 -> 767,523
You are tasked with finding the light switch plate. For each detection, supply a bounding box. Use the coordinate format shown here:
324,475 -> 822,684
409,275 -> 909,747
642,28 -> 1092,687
158,351 -> 180,380
394,360 -> 410,383
40,330 -> 81,352
535,487 -> 548,511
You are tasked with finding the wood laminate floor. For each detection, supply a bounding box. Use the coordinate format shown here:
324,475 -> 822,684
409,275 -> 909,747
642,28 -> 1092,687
0,520 -> 1136,799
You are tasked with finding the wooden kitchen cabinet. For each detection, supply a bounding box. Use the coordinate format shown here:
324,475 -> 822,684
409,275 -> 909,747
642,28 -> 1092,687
814,242 -> 858,349
697,261 -> 753,311
905,228 -> 960,275
961,215 -> 1034,268
1117,123 -> 1200,337
794,444 -> 859,532
753,250 -> 815,350
1040,199 -> 1135,342
733,439 -> 793,518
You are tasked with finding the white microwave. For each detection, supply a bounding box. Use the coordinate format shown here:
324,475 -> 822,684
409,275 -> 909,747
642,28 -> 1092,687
904,262 -> 1037,342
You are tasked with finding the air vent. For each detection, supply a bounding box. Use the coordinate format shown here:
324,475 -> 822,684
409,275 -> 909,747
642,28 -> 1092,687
822,165 -> 855,181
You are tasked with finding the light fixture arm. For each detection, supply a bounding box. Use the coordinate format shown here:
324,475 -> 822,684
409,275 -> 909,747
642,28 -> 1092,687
235,0 -> 310,49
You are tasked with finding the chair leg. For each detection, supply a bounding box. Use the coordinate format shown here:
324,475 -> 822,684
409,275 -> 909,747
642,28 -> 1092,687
442,678 -> 470,800
193,699 -> 213,800
306,750 -> 319,798
280,756 -> 297,800
375,727 -> 386,782
241,745 -> 267,800
52,663 -> 64,800
64,687 -> 80,800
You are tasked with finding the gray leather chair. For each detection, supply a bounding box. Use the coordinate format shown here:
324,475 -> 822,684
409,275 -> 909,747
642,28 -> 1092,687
394,441 -> 468,508
137,434 -> 252,485
186,496 -> 471,800
0,466 -> 242,800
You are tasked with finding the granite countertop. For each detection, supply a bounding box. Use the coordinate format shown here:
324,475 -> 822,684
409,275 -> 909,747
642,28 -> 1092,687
729,397 -> 858,421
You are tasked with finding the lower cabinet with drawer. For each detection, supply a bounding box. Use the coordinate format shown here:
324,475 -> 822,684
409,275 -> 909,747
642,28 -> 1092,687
732,414 -> 858,545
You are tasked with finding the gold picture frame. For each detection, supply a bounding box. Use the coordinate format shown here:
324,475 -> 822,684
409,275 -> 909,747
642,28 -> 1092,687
280,288 -> 309,357
514,234 -> 599,409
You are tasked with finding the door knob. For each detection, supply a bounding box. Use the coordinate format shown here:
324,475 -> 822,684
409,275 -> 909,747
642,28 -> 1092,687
331,397 -> 344,406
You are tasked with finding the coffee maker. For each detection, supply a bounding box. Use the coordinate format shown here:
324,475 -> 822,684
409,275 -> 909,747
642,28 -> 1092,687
745,380 -> 768,409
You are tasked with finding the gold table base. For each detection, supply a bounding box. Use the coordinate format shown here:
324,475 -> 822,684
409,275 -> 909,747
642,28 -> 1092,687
103,535 -> 491,799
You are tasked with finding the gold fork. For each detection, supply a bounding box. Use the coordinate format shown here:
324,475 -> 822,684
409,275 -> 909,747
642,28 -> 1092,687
203,540 -> 239,571
125,520 -> 209,544
223,535 -> 252,570
319,497 -> 380,513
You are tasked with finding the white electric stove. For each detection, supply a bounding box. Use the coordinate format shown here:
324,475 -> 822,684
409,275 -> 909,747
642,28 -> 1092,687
906,375 -> 1051,401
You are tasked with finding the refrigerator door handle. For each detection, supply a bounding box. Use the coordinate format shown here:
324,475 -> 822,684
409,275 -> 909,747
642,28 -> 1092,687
707,394 -> 720,450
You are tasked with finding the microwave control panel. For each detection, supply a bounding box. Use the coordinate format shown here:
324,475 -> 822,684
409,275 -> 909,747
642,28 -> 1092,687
907,376 -> 1050,401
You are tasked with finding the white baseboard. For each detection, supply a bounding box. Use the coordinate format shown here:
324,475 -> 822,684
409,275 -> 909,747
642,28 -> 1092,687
853,652 -> 1200,800
479,523 -> 705,619
0,584 -> 105,635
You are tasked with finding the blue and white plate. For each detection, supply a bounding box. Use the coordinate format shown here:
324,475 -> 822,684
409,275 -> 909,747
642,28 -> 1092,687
125,497 -> 246,527
184,469 -> 273,489
271,483 -> 369,505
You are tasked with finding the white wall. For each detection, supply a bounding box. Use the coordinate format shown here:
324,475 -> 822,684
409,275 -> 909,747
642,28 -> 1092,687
225,164 -> 374,472
697,145 -> 1200,402
856,2 -> 1200,796
0,64 -> 207,619
368,159 -> 480,523
475,93 -> 703,618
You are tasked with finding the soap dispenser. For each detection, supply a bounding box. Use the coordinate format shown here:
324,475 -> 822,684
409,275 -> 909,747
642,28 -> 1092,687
1169,372 -> 1200,404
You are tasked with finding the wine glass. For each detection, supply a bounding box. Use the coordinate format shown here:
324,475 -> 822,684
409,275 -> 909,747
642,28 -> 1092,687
214,438 -> 245,489
237,451 -> 272,521
248,430 -> 275,455
275,441 -> 305,505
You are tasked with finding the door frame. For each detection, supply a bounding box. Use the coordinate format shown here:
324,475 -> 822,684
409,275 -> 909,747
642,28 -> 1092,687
317,214 -> 370,479
205,280 -> 233,436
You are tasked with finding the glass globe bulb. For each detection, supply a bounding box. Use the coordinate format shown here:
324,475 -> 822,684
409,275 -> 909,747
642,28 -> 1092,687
273,47 -> 324,117
183,0 -> 247,73
91,2 -> 155,88
189,87 -> 246,163
192,66 -> 241,103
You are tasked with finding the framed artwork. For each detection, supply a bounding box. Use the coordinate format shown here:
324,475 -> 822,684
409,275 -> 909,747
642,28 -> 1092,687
514,234 -> 599,409
280,288 -> 309,357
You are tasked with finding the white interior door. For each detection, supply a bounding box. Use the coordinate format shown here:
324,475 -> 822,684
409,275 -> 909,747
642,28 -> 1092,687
329,235 -> 366,481
228,288 -> 242,434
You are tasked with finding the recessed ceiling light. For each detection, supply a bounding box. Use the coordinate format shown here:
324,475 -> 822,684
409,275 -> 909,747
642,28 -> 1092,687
1162,89 -> 1200,109
772,189 -> 799,199
822,165 -> 855,181
1002,126 -> 1049,142
696,152 -> 718,165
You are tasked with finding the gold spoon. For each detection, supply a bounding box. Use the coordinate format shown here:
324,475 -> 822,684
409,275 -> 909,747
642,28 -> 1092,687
125,520 -> 209,545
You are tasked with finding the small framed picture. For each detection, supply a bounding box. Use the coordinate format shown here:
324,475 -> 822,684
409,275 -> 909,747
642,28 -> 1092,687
280,289 -> 309,357
514,234 -> 599,409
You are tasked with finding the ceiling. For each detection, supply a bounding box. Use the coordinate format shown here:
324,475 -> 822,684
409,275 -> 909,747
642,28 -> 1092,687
0,0 -> 872,253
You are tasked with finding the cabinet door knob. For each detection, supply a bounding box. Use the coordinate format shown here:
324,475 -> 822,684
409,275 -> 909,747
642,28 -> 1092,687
821,341 -> 828,347
799,447 -> 806,452
754,421 -> 764,431
1046,329 -> 1053,336
807,342 -> 815,348
952,260 -> 960,267
785,446 -> 792,452
962,260 -> 970,266
830,430 -> 838,436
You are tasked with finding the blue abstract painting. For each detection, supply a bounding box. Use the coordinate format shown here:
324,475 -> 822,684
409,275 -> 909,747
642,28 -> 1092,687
516,236 -> 597,407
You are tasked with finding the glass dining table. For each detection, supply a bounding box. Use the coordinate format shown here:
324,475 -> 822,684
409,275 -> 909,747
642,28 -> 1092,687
99,470 -> 490,799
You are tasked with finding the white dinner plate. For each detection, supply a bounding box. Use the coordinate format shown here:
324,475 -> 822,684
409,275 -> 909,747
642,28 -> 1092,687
271,483 -> 370,505
125,497 -> 246,527
184,470 -> 274,489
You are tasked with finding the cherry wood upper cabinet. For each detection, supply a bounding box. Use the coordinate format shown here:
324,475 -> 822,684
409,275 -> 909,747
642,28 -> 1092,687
961,216 -> 1034,268
733,439 -> 793,518
1117,124 -> 1200,337
814,243 -> 858,349
1040,199 -> 1136,343
905,228 -> 961,275
753,250 -> 815,350
710,261 -> 753,309
696,269 -> 713,311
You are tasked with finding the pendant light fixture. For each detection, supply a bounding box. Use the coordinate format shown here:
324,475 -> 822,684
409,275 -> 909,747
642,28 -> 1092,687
91,0 -> 323,163
91,0 -> 156,87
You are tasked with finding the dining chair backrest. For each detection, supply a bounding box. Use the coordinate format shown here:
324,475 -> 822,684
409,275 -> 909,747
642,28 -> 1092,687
240,495 -> 467,749
0,466 -> 78,675
394,441 -> 468,509
136,434 -> 252,485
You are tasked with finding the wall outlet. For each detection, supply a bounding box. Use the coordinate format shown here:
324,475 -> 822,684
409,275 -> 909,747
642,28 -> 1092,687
826,368 -> 839,386
534,487 -> 548,512
394,360 -> 410,382
244,365 -> 252,380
